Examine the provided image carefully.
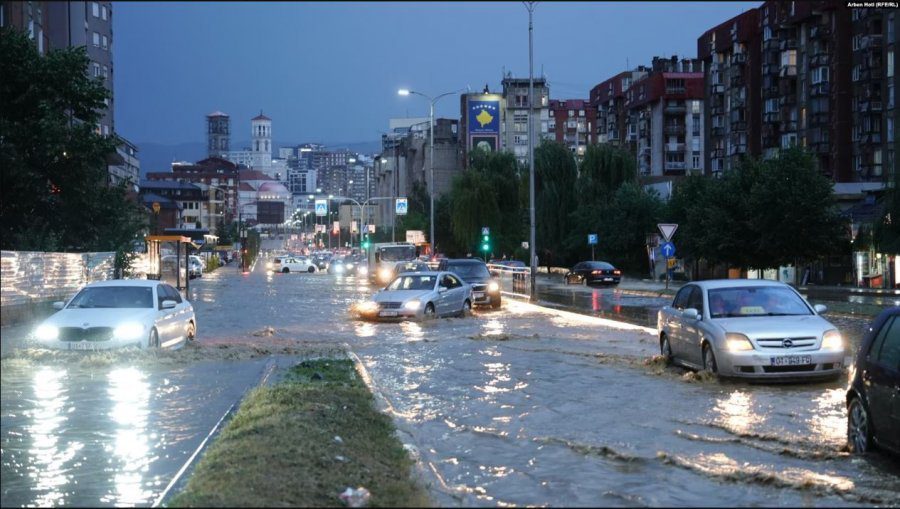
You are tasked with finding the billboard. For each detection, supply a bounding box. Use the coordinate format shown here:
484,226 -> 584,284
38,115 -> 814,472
471,136 -> 497,153
256,201 -> 285,224
468,100 -> 500,135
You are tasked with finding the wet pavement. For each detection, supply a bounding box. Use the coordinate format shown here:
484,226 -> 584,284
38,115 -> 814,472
1,260 -> 897,507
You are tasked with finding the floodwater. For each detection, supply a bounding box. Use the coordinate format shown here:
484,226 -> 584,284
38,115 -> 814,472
1,260 -> 897,507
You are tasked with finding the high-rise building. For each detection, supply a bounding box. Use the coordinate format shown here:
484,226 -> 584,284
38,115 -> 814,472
207,111 -> 230,158
590,67 -> 650,149
548,99 -> 597,157
500,75 -> 550,165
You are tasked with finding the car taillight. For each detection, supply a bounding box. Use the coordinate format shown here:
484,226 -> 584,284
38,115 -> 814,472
613,270 -> 621,275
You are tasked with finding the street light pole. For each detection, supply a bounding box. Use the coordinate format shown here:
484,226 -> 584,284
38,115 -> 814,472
525,1 -> 538,302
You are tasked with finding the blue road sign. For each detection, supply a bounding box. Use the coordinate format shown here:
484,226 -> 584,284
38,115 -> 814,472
395,198 -> 408,215
660,241 -> 676,258
315,199 -> 328,217
587,234 -> 598,245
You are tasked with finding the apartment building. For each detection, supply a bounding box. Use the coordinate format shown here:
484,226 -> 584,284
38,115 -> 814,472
145,157 -> 241,232
548,99 -> 597,156
500,75 -> 551,164
589,68 -> 649,149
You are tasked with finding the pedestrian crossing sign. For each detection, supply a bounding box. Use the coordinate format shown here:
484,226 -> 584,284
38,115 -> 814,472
315,199 -> 327,217
396,198 -> 408,215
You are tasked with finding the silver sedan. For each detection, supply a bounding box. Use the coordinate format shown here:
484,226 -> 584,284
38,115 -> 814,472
657,279 -> 845,381
355,271 -> 473,321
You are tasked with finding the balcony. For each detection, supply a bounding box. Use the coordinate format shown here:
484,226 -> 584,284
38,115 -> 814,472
664,161 -> 687,171
731,52 -> 747,65
860,34 -> 883,50
730,74 -> 745,87
860,132 -> 883,144
711,83 -> 725,94
810,25 -> 832,39
665,143 -> 686,153
782,120 -> 798,132
763,38 -> 780,51
712,148 -> 725,158
810,82 -> 830,97
763,86 -> 779,97
733,144 -> 747,154
764,112 -> 780,123
665,125 -> 685,135
665,103 -> 687,114
710,104 -> 725,115
859,164 -> 884,178
780,38 -> 798,51
730,120 -> 747,131
810,53 -> 830,67
780,64 -> 797,77
711,126 -> 725,137
779,94 -> 797,106
810,112 -> 830,124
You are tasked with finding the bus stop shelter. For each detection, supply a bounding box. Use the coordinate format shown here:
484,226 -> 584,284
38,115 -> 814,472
144,235 -> 200,294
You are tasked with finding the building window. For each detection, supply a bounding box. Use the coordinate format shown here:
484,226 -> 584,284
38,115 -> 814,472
102,124 -> 110,136
692,154 -> 700,169
763,26 -> 772,41
888,51 -> 894,78
889,14 -> 895,43
888,117 -> 894,142
765,98 -> 780,113
92,62 -> 101,77
101,5 -> 108,20
811,66 -> 829,84
102,65 -> 109,79
92,2 -> 100,17
692,114 -> 700,136
93,32 -> 100,47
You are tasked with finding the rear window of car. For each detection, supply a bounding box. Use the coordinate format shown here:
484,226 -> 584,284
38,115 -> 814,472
589,262 -> 614,270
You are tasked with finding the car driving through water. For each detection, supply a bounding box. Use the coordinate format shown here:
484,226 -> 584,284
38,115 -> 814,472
354,271 -> 473,321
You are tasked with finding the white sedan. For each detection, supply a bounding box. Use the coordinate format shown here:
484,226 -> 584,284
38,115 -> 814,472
33,280 -> 196,350
268,256 -> 317,273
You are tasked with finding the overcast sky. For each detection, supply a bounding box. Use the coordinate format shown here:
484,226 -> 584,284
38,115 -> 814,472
114,1 -> 757,146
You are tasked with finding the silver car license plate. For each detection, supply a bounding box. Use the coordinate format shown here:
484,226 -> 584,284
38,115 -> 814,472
770,355 -> 812,366
474,292 -> 485,299
71,341 -> 96,351
379,311 -> 398,317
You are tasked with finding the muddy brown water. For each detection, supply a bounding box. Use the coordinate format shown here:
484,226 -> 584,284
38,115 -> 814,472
1,262 -> 897,507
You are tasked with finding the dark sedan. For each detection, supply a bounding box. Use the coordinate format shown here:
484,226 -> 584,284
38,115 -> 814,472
438,258 -> 501,308
846,306 -> 900,455
564,261 -> 621,286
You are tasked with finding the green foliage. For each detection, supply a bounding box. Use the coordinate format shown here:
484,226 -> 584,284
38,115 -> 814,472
534,141 -> 578,267
0,27 -> 145,253
872,166 -> 900,254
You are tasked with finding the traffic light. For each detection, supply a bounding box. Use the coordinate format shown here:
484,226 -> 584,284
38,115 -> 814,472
481,234 -> 490,253
361,234 -> 371,250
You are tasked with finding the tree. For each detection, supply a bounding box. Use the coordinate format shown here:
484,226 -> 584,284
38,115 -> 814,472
595,183 -> 664,273
0,27 -> 145,252
533,141 -> 578,267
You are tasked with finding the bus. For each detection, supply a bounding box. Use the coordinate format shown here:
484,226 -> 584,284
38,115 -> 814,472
367,242 -> 418,285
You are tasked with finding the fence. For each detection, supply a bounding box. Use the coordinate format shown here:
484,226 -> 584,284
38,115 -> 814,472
1,250 -> 117,326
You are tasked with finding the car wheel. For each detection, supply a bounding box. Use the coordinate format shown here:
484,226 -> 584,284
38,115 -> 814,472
187,322 -> 196,342
308,266 -> 315,273
461,300 -> 472,317
282,267 -> 290,273
660,334 -> 673,365
424,303 -> 436,319
847,397 -> 873,454
146,328 -> 160,349
702,343 -> 718,374
491,296 -> 501,309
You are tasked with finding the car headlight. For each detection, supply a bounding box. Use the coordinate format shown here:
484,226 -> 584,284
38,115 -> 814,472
114,322 -> 145,340
357,266 -> 368,275
335,265 -> 344,273
266,262 -> 273,269
346,263 -> 354,269
378,268 -> 393,282
488,281 -> 500,292
822,330 -> 843,350
358,301 -> 379,313
724,333 -> 754,351
404,300 -> 421,310
35,324 -> 59,341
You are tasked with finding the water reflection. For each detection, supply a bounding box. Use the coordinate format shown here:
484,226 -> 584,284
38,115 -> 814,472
400,321 -> 425,342
27,367 -> 78,507
481,318 -> 505,337
354,321 -> 376,338
713,390 -> 761,434
101,367 -> 152,506
809,389 -> 847,448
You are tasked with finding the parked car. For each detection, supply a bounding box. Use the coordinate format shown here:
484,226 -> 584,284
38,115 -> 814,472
489,260 -> 527,276
188,255 -> 204,278
846,306 -> 900,455
656,279 -> 845,381
565,261 -> 621,286
33,280 -> 196,350
270,256 -> 317,273
355,271 -> 472,321
438,258 -> 501,308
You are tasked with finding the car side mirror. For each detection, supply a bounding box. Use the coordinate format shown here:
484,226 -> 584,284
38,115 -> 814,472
53,301 -> 65,310
682,308 -> 700,320
161,299 -> 177,309
813,304 -> 827,314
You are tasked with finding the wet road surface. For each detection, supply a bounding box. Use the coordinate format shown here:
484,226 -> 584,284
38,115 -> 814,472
1,261 -> 897,507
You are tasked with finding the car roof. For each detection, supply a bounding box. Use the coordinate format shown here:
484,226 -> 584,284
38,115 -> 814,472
443,258 -> 485,265
84,279 -> 162,288
396,271 -> 443,277
687,279 -> 794,290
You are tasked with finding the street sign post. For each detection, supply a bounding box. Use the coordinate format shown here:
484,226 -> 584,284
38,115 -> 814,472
660,241 -> 676,289
395,198 -> 408,215
367,224 -> 375,233
482,226 -> 490,236
315,200 -> 327,217
587,233 -> 598,261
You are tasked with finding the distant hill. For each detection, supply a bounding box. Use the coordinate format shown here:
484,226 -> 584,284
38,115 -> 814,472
136,139 -> 383,177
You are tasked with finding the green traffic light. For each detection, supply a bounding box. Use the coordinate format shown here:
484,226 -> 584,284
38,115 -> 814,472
481,243 -> 490,251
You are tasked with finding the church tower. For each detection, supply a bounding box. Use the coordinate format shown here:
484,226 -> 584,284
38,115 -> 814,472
251,111 -> 272,168
206,111 -> 230,158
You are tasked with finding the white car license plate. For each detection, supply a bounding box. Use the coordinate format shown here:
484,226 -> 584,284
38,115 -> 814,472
603,277 -> 614,281
71,341 -> 96,351
770,355 -> 812,366
379,311 -> 398,317
474,292 -> 485,299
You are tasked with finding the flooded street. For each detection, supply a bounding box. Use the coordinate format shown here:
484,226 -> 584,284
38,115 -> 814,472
1,262 -> 897,506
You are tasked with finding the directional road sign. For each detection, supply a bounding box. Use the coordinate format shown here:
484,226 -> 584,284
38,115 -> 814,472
657,223 -> 678,242
315,199 -> 328,217
587,233 -> 598,245
660,241 -> 676,258
482,227 -> 490,236
395,198 -> 408,215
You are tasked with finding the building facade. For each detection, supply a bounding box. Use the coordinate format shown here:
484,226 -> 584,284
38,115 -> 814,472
500,75 -> 550,164
145,157 -> 241,233
548,99 -> 597,156
206,111 -> 230,158
590,68 -> 650,149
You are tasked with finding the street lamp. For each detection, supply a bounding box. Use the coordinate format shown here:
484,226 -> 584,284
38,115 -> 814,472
524,1 -> 538,302
398,86 -> 466,257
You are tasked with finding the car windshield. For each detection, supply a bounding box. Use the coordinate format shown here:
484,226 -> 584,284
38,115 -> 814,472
707,286 -> 812,318
379,246 -> 416,262
386,275 -> 436,291
68,286 -> 154,309
448,263 -> 490,279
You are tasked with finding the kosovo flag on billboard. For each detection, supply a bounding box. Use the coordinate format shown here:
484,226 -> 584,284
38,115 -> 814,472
469,100 -> 500,134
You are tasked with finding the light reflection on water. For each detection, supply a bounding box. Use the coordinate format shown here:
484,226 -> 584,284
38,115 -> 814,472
809,388 -> 847,448
27,367 -> 78,507
102,367 -> 153,506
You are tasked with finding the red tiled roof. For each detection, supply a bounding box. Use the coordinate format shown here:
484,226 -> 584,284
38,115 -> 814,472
239,182 -> 255,191
240,169 -> 276,181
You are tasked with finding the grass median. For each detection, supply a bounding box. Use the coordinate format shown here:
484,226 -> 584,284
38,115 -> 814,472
168,358 -> 430,507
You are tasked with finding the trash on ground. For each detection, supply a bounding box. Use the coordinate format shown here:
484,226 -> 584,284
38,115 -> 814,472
339,487 -> 371,507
